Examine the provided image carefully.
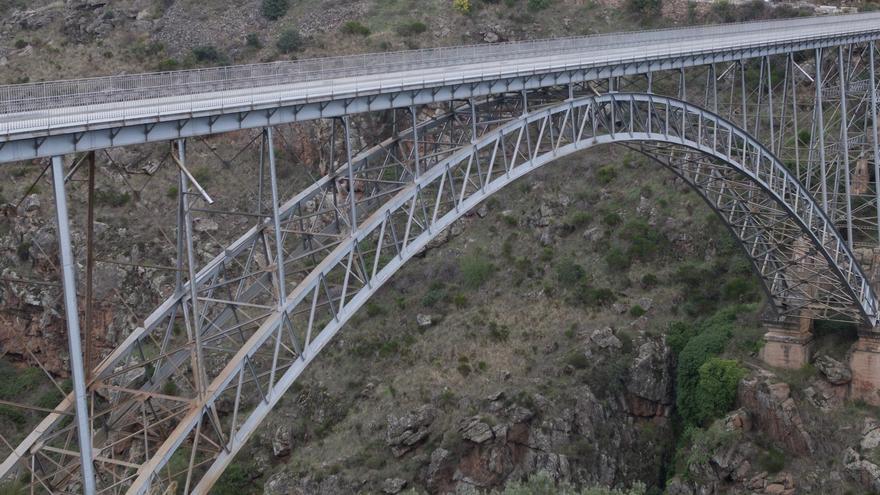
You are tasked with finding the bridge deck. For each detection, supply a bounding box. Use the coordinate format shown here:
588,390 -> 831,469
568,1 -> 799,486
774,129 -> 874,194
1,12 -> 879,146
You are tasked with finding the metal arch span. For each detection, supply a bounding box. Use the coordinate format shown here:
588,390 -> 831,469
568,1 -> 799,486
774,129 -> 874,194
110,93 -> 877,493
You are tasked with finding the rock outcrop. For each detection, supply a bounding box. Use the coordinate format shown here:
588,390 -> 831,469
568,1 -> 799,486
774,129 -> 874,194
738,374 -> 813,455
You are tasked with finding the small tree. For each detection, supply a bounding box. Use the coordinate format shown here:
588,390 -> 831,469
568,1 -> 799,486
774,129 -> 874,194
261,0 -> 289,20
691,358 -> 747,424
276,29 -> 303,54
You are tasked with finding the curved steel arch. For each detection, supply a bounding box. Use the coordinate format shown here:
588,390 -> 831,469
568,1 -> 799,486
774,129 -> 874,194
122,93 -> 878,493
4,93 -> 875,493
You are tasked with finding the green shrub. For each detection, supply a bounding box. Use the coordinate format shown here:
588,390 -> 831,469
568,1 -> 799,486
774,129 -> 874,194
378,339 -> 400,357
601,211 -> 622,228
570,284 -> 616,307
95,189 -> 132,208
556,259 -> 586,287
422,288 -> 445,307
0,365 -> 43,399
628,0 -> 661,14
156,58 -> 180,71
191,45 -> 224,64
758,446 -> 786,474
604,247 -> 630,271
596,165 -> 617,185
676,309 -> 740,426
261,0 -> 289,20
277,29 -> 304,53
245,33 -> 263,48
690,358 -> 746,425
526,0 -> 552,11
0,404 -> 26,426
797,129 -> 811,146
396,21 -> 428,37
460,252 -> 495,289
620,220 -> 665,261
365,302 -> 386,317
488,322 -> 510,342
721,276 -> 759,303
640,273 -> 658,288
565,211 -> 592,229
453,293 -> 469,308
565,352 -> 590,370
629,305 -> 646,317
0,481 -> 26,495
667,321 -> 698,355
212,462 -> 256,495
341,21 -> 371,36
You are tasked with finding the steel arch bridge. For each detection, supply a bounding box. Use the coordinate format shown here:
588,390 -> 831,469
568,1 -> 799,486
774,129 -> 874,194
1,12 -> 880,495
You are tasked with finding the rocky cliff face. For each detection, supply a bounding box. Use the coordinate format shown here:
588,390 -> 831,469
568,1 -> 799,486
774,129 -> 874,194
257,329 -> 677,494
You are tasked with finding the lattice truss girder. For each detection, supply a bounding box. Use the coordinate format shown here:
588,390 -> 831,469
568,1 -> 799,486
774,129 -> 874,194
3,40 -> 880,495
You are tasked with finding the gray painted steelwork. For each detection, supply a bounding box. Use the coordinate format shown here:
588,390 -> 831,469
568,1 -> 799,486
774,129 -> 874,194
2,13 -> 880,495
0,13 -> 879,162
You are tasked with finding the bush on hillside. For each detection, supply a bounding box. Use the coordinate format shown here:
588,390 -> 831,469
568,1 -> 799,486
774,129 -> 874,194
691,358 -> 747,425
396,21 -> 428,37
675,308 -> 741,426
277,29 -> 304,53
460,252 -> 495,289
261,0 -> 289,20
341,21 -> 371,36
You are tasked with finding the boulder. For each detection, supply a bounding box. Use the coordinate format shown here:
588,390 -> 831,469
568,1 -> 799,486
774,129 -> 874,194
814,354 -> 852,385
589,326 -> 621,350
382,478 -> 407,494
271,424 -> 291,457
844,448 -> 880,492
460,416 -> 494,444
861,419 -> 880,451
386,405 -> 436,457
625,336 -> 675,416
738,375 -> 813,455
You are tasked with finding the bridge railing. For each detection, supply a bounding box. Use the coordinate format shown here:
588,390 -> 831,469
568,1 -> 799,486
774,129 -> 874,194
1,12 -> 878,121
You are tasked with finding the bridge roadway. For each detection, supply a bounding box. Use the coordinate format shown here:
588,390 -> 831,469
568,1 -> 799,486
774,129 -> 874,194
1,12 -> 880,162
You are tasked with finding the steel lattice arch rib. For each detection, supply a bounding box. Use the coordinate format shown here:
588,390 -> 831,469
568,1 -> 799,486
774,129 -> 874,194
4,92 -> 874,493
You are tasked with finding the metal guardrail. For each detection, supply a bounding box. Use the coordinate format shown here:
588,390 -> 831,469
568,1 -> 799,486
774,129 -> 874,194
1,12 -> 878,114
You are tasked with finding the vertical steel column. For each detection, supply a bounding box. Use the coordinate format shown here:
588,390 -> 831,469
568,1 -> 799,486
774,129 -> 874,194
257,131 -> 266,216
266,127 -> 287,303
740,60 -> 748,129
816,47 -> 829,211
869,42 -> 880,242
50,155 -> 96,495
469,98 -> 478,141
342,117 -> 357,231
411,106 -> 420,178
178,140 -> 207,397
838,45 -> 854,246
790,54 -> 801,179
765,57 -> 776,155
84,151 -> 96,380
